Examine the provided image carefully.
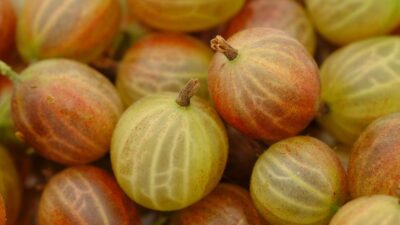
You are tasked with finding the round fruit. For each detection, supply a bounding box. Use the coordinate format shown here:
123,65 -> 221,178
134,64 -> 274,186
117,33 -> 212,106
208,28 -> 320,144
170,183 -> 265,225
0,59 -> 124,165
348,113 -> 400,198
223,126 -> 264,186
250,136 -> 347,225
317,36 -> 400,145
329,195 -> 400,225
111,79 -> 228,211
38,166 -> 141,225
0,0 -> 16,59
17,0 -> 121,63
0,145 -> 21,225
225,0 -> 316,55
305,0 -> 400,45
127,0 -> 245,32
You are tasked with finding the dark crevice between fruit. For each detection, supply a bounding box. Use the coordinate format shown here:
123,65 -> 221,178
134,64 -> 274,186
0,60 -> 22,83
176,79 -> 200,107
318,101 -> 330,116
211,35 -> 238,61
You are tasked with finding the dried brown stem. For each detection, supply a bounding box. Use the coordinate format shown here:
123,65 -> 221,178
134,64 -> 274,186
210,35 -> 238,61
176,79 -> 200,107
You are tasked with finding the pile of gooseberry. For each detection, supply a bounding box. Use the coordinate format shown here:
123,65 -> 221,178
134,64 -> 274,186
1,0 -> 400,224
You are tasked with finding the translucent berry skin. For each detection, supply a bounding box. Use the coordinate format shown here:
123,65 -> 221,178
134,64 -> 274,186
317,36 -> 400,145
12,59 -> 124,165
208,28 -> 320,144
225,0 -> 316,55
305,0 -> 400,45
117,33 -> 212,106
330,195 -> 400,225
0,0 -> 16,59
251,136 -> 348,225
127,0 -> 245,32
349,113 -> 400,198
170,183 -> 265,225
111,93 -> 228,211
0,146 -> 21,225
38,166 -> 141,225
17,0 -> 121,63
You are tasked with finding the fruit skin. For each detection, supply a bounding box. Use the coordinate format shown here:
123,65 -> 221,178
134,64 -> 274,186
223,126 -> 264,187
17,0 -> 121,63
208,28 -> 320,144
111,93 -> 228,211
0,0 -> 16,59
305,0 -> 400,45
317,36 -> 400,145
38,166 -> 141,225
170,183 -> 265,225
0,78 -> 18,147
250,136 -> 348,225
0,195 -> 5,225
225,0 -> 316,55
329,195 -> 400,225
117,33 -> 212,106
348,113 -> 400,198
127,0 -> 245,32
11,59 -> 124,165
0,146 -> 21,225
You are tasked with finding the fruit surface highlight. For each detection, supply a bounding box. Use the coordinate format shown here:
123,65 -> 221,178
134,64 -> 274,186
250,136 -> 347,225
17,0 -> 121,63
317,36 -> 400,145
170,183 -> 265,225
305,0 -> 400,45
329,195 -> 400,225
111,79 -> 228,211
38,166 -> 141,225
348,113 -> 400,198
225,0 -> 316,54
1,59 -> 124,165
127,0 -> 245,32
117,33 -> 212,106
208,28 -> 320,144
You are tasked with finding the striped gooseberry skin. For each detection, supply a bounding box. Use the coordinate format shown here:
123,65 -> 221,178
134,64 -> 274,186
208,28 -> 320,144
0,146 -> 21,225
111,93 -> 228,211
329,195 -> 400,225
170,183 -> 266,225
305,0 -> 400,45
17,0 -> 121,63
117,33 -> 212,106
348,113 -> 400,198
225,0 -> 316,55
0,0 -> 16,59
11,59 -> 124,165
317,36 -> 400,145
127,0 -> 245,32
38,166 -> 141,225
250,136 -> 348,225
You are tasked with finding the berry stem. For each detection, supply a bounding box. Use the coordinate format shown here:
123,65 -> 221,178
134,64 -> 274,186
176,79 -> 200,107
0,61 -> 22,83
210,35 -> 238,61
